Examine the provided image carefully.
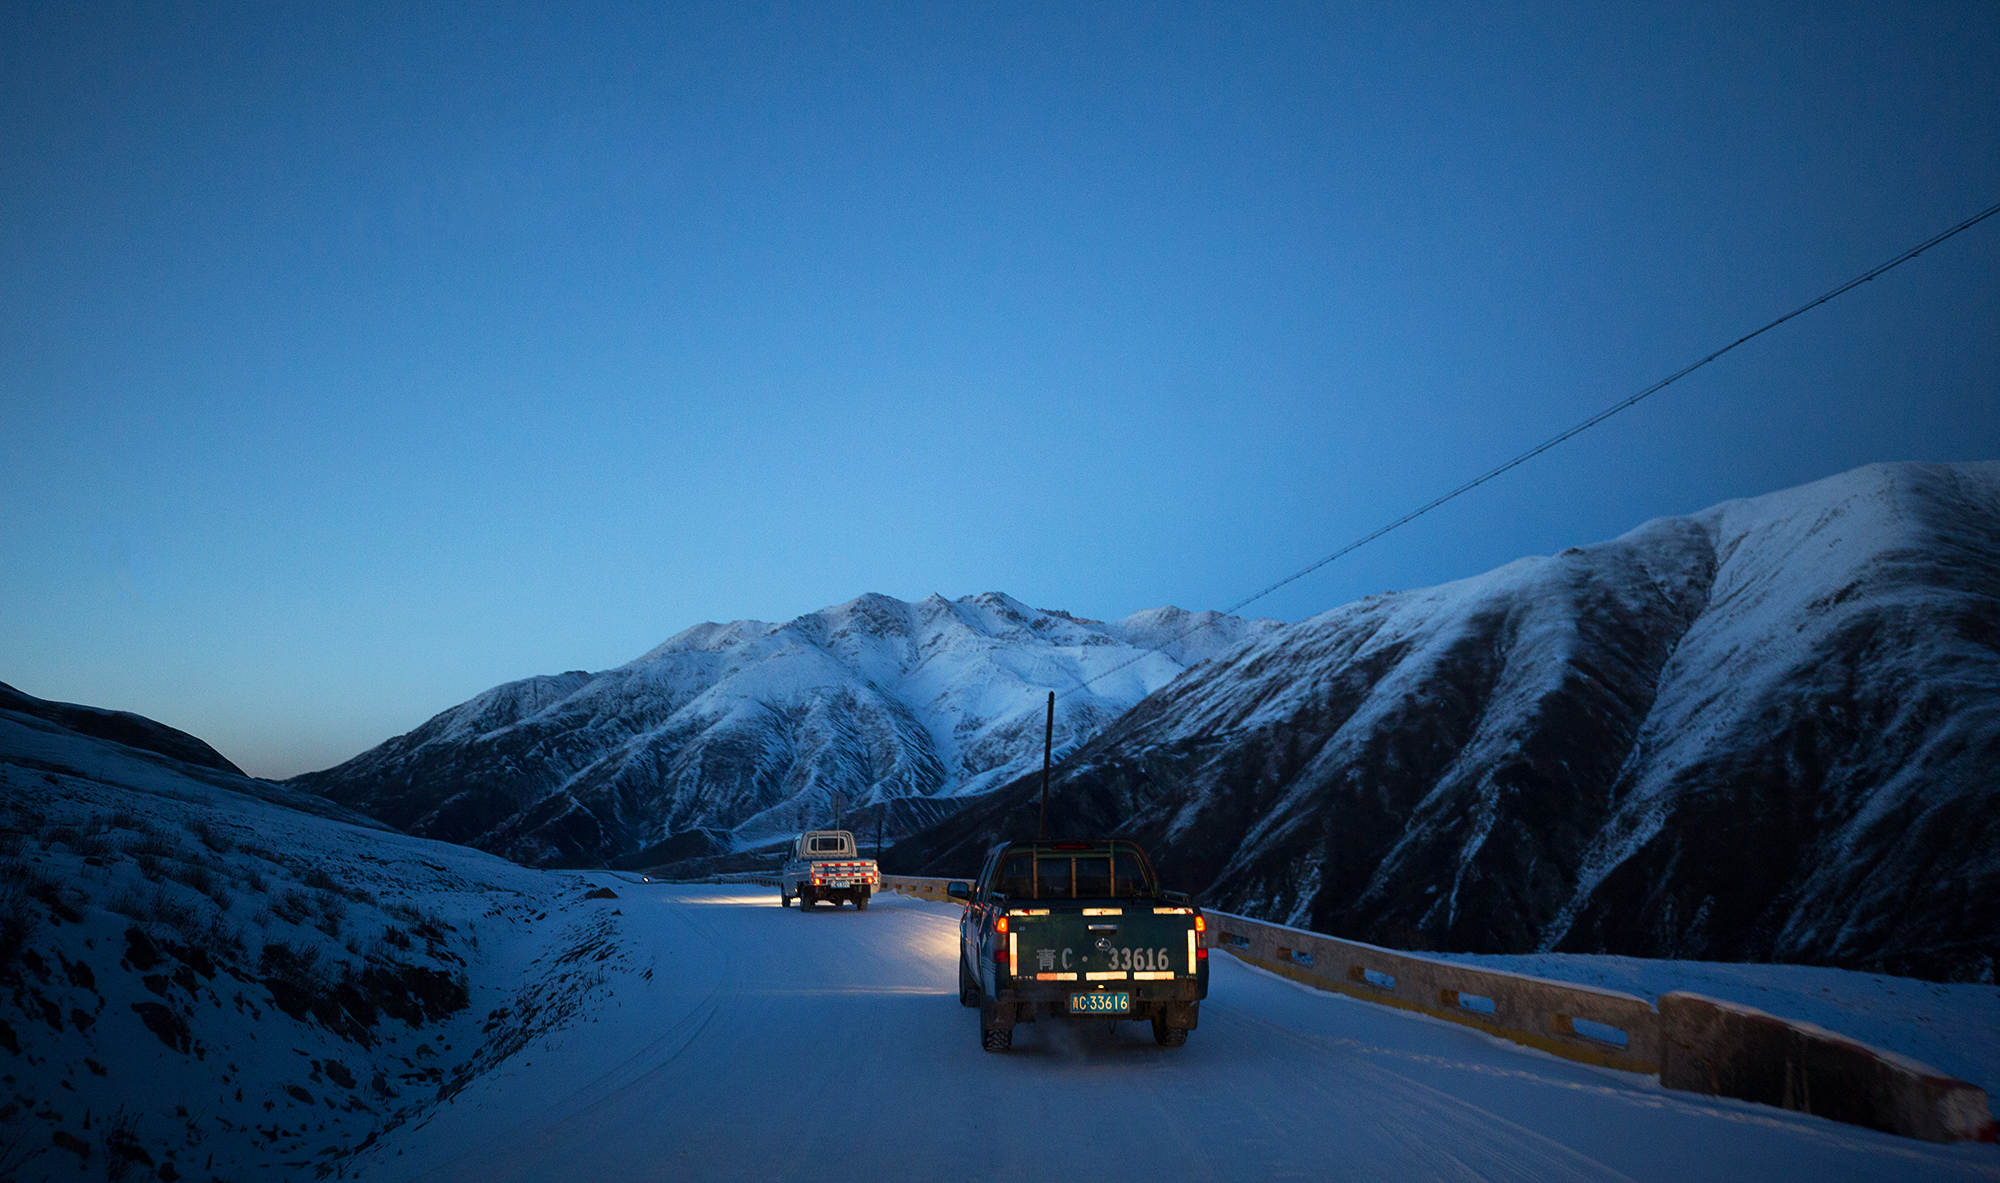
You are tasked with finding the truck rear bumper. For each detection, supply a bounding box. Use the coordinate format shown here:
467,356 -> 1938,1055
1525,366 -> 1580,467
987,980 -> 1204,1028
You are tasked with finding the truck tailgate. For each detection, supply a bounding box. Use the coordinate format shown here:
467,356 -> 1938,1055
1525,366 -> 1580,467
1008,907 -> 1202,982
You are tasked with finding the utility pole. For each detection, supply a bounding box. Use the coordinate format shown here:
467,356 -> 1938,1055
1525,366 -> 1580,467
875,805 -> 884,857
1038,691 -> 1054,840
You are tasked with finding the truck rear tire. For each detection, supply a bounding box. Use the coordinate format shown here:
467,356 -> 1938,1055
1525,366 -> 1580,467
1151,1017 -> 1190,1047
855,892 -> 869,911
799,892 -> 815,911
982,1027 -> 1012,1052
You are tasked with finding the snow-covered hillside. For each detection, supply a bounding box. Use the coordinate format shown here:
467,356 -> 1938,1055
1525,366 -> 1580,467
891,462 -> 2000,981
290,593 -> 1277,866
0,687 -> 630,1179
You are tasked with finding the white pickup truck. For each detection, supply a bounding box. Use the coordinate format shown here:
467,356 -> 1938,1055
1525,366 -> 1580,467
779,829 -> 879,910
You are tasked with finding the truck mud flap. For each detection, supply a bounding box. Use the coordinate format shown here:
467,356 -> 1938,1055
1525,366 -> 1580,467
981,997 -> 1027,1032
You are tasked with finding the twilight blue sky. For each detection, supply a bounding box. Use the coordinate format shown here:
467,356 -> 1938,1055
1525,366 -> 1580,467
4,2 -> 1997,777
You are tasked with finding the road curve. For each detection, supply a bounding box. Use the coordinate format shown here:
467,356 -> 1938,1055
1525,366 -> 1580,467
376,885 -> 1999,1183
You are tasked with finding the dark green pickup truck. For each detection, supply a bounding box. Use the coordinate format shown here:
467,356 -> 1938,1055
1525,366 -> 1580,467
949,839 -> 1209,1052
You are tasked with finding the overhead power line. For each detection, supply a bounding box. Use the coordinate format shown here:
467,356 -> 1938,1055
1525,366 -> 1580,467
1064,197 -> 2000,700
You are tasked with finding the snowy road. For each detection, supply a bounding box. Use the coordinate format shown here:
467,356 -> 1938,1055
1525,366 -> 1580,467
373,886 -> 1999,1183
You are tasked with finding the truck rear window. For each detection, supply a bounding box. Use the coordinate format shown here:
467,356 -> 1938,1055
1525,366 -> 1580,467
809,837 -> 848,853
996,851 -> 1153,899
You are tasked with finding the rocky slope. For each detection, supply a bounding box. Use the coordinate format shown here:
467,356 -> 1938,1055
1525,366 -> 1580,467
290,593 -> 1277,867
888,462 -> 2000,982
0,686 -> 633,1179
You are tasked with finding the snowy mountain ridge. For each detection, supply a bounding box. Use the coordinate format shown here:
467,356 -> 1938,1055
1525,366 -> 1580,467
291,592 -> 1279,866
890,461 -> 2000,981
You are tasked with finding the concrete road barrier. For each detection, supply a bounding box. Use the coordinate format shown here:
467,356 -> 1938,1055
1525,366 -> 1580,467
878,875 -> 960,903
1660,992 -> 1997,1143
1206,909 -> 1994,1144
1207,909 -> 1660,1073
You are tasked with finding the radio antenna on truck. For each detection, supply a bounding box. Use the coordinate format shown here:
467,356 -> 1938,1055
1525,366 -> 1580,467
1038,691 -> 1054,840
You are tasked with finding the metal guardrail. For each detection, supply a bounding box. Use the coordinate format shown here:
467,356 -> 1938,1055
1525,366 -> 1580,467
625,870 -> 781,886
718,872 -> 780,887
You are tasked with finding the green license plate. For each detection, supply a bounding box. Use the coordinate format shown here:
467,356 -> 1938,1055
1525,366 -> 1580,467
1069,992 -> 1131,1014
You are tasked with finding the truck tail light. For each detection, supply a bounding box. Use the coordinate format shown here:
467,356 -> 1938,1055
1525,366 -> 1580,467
1195,915 -> 1206,933
995,915 -> 1008,935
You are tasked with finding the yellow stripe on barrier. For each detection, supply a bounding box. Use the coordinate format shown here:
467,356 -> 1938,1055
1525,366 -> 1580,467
1220,947 -> 1656,1074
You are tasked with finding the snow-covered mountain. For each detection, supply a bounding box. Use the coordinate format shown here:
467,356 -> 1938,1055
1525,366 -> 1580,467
891,462 -> 2000,982
290,593 -> 1279,866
